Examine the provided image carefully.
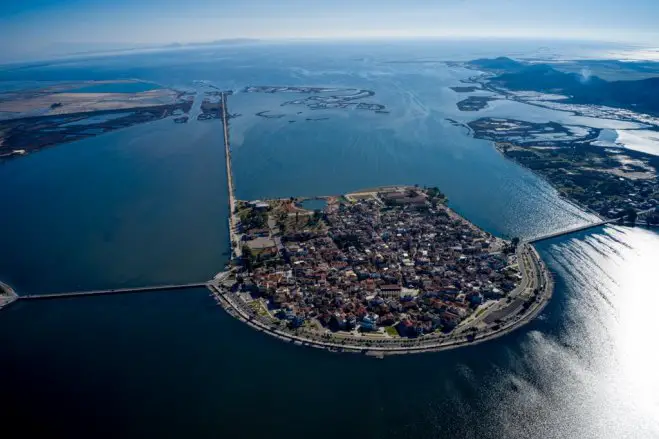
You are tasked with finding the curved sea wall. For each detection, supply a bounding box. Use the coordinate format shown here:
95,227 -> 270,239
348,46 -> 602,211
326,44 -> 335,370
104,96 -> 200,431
208,243 -> 553,357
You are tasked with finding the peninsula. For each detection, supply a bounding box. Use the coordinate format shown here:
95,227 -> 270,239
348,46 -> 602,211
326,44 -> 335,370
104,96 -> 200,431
0,80 -> 194,158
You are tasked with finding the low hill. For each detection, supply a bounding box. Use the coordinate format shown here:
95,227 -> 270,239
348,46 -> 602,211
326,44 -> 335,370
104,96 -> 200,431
470,58 -> 659,115
469,57 -> 525,71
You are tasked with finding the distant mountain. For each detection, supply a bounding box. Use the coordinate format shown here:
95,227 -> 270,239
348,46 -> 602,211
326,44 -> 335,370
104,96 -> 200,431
537,59 -> 659,81
494,63 -> 606,91
590,76 -> 659,113
166,39 -> 261,48
197,38 -> 261,46
469,57 -> 525,71
470,58 -> 659,116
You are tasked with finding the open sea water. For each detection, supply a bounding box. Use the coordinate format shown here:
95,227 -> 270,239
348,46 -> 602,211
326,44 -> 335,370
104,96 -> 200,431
0,40 -> 657,438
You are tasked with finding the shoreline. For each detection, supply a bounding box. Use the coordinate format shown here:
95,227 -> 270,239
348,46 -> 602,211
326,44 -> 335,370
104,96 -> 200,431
216,85 -> 555,357
455,63 -> 658,222
488,139 -> 658,225
208,243 -> 553,357
215,175 -> 554,357
492,142 -> 606,222
0,100 -> 194,159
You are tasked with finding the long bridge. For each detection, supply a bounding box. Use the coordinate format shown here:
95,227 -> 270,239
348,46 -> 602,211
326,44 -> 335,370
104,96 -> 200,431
526,208 -> 655,244
0,271 -> 234,308
18,282 -> 210,301
0,90 -> 239,311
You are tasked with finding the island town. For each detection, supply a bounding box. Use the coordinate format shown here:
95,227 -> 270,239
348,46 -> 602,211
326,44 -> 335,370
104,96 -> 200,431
205,90 -> 554,356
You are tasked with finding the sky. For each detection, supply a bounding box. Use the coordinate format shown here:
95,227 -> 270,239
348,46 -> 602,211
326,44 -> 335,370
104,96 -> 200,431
1,0 -> 658,62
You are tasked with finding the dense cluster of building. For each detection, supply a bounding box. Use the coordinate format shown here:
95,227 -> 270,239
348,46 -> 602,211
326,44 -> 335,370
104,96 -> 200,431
238,188 -> 521,337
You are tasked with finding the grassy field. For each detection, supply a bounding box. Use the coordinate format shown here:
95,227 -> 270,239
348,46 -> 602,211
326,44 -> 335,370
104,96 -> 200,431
385,326 -> 399,337
248,300 -> 269,317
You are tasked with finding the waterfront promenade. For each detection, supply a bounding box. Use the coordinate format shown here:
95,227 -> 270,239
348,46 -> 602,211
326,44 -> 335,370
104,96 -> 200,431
208,242 -> 553,357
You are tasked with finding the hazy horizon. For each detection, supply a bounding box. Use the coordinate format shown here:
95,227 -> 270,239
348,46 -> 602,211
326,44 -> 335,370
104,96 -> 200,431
1,0 -> 659,63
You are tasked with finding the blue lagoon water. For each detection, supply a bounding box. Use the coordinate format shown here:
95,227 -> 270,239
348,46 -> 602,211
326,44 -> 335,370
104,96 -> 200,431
0,41 -> 657,438
228,63 -> 599,238
0,117 -> 229,293
60,112 -> 134,126
2,227 -> 658,439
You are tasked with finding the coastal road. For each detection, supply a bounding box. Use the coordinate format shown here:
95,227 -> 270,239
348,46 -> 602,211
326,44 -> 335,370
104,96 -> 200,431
459,243 -> 540,330
211,276 -> 553,356
209,243 -> 554,356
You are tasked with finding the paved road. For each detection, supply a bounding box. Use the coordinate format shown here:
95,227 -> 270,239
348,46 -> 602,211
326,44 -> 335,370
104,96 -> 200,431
461,244 -> 537,329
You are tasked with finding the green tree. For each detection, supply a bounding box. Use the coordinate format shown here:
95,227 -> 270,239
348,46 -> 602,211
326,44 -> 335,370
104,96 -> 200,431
619,208 -> 637,225
243,247 -> 256,272
426,186 -> 445,200
627,209 -> 637,225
